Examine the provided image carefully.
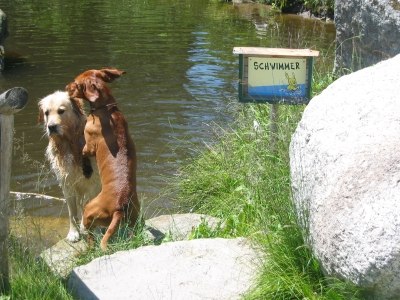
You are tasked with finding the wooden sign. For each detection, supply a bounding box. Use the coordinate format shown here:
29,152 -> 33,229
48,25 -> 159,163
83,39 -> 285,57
233,47 -> 319,104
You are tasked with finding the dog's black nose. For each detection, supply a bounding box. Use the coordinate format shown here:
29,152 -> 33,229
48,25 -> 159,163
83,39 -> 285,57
48,124 -> 58,134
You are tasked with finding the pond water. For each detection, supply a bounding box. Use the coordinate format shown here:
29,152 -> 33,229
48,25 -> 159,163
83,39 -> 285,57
0,0 -> 335,247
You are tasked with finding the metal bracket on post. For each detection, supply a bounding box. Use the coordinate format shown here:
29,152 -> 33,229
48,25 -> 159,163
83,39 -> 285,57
0,87 -> 28,293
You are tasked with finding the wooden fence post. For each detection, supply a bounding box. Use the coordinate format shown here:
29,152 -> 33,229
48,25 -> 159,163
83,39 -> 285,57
0,87 -> 28,293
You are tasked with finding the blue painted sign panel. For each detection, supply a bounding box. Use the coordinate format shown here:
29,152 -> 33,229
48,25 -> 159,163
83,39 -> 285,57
233,47 -> 319,104
248,57 -> 307,99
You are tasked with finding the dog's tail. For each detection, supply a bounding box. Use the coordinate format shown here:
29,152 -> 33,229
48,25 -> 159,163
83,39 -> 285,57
100,210 -> 124,250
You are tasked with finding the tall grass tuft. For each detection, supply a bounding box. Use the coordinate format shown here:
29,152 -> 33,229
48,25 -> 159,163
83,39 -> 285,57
8,236 -> 72,300
173,71 -> 362,298
76,212 -> 148,266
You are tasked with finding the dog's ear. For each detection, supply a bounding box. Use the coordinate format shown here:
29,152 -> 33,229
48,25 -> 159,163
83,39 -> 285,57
37,99 -> 45,123
66,82 -> 81,99
66,82 -> 90,108
37,105 -> 44,124
98,68 -> 126,83
70,97 -> 84,116
83,78 -> 101,102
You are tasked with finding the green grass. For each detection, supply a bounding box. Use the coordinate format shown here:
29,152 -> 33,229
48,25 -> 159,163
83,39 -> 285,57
7,236 -> 72,300
4,214 -> 149,299
171,70 -> 363,299
75,213 -> 148,266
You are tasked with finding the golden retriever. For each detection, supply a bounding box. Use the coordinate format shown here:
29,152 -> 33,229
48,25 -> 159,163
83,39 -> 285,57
38,91 -> 100,242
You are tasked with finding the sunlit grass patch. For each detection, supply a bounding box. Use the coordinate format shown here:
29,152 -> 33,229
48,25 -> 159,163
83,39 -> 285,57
172,71 -> 361,298
8,236 -> 72,300
75,212 -> 148,266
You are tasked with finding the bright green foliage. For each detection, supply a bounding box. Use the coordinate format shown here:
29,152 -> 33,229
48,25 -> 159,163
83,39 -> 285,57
174,71 -> 362,299
8,237 -> 72,300
76,212 -> 148,266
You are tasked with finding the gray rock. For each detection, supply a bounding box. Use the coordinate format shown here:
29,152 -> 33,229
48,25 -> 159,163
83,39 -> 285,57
290,54 -> 400,299
145,213 -> 221,243
68,238 -> 260,300
40,213 -> 221,278
334,0 -> 400,74
232,0 -> 254,4
10,191 -> 66,217
0,87 -> 28,114
40,239 -> 88,278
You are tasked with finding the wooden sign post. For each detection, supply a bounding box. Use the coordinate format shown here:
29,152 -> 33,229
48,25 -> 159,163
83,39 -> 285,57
233,47 -> 319,148
0,87 -> 28,293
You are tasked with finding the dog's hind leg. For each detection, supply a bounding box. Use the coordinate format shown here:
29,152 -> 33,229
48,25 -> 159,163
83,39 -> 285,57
100,211 -> 123,251
82,202 -> 102,248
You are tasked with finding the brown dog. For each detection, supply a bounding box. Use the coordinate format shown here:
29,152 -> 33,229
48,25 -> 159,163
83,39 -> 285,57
66,68 -> 140,250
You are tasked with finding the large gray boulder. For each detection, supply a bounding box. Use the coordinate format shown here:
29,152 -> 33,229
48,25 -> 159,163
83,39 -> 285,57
40,239 -> 87,278
290,54 -> 400,299
334,0 -> 400,74
145,213 -> 221,242
40,213 -> 222,279
68,238 -> 260,300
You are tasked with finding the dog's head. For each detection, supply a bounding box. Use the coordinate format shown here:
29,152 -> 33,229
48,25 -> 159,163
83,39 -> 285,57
66,68 -> 125,107
38,91 -> 85,138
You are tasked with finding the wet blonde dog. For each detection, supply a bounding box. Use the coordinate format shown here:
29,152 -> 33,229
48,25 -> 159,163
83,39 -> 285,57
38,91 -> 100,242
66,68 -> 140,250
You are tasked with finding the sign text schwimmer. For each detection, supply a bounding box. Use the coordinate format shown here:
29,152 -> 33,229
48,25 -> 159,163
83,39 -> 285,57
252,61 -> 301,71
233,47 -> 319,104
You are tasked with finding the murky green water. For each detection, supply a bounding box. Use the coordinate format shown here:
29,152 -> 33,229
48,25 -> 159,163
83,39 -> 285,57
0,0 -> 335,247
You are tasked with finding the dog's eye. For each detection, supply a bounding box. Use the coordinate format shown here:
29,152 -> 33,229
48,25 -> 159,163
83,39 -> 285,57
58,108 -> 65,115
45,110 -> 49,116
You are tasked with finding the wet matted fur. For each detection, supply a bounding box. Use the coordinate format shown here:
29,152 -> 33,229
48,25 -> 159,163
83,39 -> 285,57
38,90 -> 100,242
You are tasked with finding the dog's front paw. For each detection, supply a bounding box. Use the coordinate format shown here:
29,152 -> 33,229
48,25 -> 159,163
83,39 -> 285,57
66,230 -> 80,242
80,222 -> 88,235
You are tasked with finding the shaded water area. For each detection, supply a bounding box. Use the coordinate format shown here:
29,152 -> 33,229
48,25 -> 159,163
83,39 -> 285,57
0,0 -> 335,249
